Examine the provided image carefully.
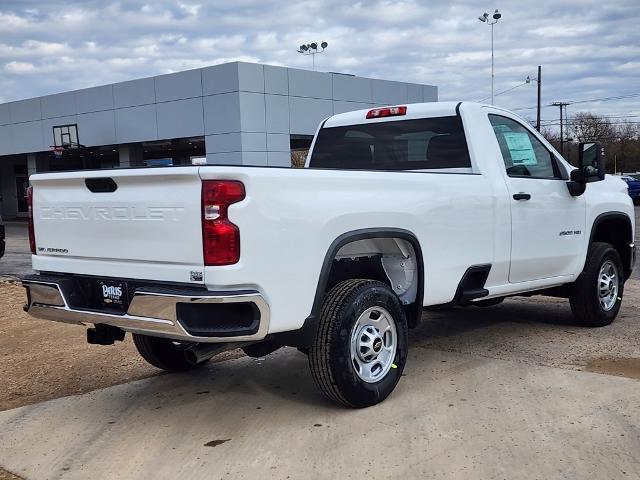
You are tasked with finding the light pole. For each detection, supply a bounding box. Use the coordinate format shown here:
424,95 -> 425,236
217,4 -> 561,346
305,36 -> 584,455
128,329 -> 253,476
297,41 -> 328,71
478,9 -> 502,105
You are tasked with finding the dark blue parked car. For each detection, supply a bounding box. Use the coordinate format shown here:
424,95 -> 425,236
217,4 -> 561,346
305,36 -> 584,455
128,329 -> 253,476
621,175 -> 640,205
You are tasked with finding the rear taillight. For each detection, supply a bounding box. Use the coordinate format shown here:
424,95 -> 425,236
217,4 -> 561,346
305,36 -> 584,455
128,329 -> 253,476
366,105 -> 407,119
27,185 -> 36,254
201,180 -> 245,266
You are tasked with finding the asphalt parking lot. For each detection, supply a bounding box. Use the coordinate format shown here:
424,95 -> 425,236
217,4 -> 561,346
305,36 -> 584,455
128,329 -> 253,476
0,210 -> 638,479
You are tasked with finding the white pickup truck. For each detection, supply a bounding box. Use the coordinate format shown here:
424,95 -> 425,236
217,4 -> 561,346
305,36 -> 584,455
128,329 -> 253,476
23,102 -> 635,408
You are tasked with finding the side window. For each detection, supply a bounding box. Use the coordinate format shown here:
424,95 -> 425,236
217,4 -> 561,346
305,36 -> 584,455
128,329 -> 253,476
488,115 -> 559,179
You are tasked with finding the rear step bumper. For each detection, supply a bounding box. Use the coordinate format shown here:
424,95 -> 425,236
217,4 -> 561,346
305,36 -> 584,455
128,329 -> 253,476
22,275 -> 270,343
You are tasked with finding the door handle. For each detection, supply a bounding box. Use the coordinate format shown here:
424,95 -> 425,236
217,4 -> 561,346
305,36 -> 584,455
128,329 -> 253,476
513,193 -> 531,201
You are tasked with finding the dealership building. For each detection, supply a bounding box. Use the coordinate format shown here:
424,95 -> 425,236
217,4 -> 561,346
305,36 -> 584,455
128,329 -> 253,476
0,61 -> 437,219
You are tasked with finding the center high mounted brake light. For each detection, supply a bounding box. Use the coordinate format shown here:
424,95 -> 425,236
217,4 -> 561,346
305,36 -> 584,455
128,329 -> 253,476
366,106 -> 407,119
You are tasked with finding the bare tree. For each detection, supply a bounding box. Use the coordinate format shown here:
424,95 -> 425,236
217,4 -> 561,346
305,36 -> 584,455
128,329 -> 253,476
611,121 -> 640,173
541,126 -> 560,144
569,112 -> 617,143
566,112 -> 640,172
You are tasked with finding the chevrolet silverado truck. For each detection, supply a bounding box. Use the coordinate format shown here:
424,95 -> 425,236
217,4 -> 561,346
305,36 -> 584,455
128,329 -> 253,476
22,102 -> 635,408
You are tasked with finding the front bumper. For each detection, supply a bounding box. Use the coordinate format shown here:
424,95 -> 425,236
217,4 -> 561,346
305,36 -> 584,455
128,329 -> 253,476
22,274 -> 270,343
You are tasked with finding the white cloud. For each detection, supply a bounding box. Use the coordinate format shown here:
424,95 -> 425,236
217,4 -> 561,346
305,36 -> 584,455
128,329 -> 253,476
0,0 -> 637,124
4,61 -> 35,73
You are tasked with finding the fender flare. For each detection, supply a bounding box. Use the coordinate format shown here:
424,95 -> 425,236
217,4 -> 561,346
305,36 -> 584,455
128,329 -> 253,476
588,212 -> 633,244
588,211 -> 634,278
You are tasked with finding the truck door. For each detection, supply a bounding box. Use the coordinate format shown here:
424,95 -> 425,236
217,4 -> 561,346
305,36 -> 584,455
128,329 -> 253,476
488,114 -> 586,283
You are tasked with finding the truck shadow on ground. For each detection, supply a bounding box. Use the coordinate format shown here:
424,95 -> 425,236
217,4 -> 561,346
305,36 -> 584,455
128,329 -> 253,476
135,297 -> 587,410
415,297 -> 579,341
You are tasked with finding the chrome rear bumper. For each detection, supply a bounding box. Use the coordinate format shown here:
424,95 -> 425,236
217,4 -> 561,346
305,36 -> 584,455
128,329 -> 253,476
23,276 -> 270,343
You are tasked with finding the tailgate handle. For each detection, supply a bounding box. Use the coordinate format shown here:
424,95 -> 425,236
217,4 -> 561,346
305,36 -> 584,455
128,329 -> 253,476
85,178 -> 117,193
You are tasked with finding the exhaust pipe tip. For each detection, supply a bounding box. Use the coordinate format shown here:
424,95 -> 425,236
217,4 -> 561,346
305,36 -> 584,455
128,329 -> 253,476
184,348 -> 200,365
183,343 -> 230,365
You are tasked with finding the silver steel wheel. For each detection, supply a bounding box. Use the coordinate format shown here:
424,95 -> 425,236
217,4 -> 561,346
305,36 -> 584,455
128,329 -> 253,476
349,306 -> 397,383
598,260 -> 619,312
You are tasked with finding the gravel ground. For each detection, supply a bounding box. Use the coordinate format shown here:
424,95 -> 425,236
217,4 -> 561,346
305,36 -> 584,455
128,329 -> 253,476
0,282 -> 242,412
0,470 -> 20,480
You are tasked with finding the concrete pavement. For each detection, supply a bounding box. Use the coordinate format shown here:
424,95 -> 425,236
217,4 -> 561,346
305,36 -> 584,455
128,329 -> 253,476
1,347 -> 639,480
0,222 -> 32,280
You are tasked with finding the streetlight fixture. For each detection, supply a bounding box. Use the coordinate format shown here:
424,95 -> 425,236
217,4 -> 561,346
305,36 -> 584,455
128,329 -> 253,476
297,41 -> 328,71
478,9 -> 502,105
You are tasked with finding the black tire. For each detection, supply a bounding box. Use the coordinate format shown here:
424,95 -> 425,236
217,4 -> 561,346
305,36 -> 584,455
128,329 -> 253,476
569,242 -> 624,327
309,279 -> 408,408
132,334 -> 209,372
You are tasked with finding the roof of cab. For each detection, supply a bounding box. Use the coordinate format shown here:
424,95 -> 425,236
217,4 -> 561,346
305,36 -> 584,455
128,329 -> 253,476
323,101 -> 468,128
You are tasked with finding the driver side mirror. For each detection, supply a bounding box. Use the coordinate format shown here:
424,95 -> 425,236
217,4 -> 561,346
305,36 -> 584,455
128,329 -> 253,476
577,142 -> 606,182
567,142 -> 606,196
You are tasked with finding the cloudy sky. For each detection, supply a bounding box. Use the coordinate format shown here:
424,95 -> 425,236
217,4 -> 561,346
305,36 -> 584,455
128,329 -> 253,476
1,0 -> 639,129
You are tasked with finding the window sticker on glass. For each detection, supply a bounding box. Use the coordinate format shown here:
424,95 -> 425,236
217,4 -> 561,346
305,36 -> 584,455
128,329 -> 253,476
503,132 -> 537,166
492,124 -> 511,134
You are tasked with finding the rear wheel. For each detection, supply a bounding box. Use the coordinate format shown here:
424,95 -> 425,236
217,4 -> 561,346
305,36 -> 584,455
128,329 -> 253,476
132,334 -> 209,372
309,279 -> 408,408
569,242 -> 624,327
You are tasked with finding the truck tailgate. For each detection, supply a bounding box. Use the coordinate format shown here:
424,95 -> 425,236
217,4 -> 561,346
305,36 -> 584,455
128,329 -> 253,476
30,167 -> 204,284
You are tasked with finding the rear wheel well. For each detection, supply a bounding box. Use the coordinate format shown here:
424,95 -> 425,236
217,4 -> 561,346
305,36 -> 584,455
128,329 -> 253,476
591,215 -> 632,279
323,235 -> 422,328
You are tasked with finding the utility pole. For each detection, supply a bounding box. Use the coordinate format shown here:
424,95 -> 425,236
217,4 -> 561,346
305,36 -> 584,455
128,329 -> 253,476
551,101 -> 570,157
535,65 -> 542,131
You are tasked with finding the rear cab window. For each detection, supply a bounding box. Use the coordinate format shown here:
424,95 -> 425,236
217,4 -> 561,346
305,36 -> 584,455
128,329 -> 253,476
309,116 -> 472,172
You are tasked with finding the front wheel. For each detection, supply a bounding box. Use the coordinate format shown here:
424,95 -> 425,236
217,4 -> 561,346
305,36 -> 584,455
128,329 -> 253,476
569,242 -> 624,327
309,279 -> 408,408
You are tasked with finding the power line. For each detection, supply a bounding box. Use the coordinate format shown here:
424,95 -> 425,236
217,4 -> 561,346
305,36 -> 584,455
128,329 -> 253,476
568,93 -> 640,105
539,121 -> 640,126
477,78 -> 534,103
538,113 -> 640,122
512,92 -> 640,111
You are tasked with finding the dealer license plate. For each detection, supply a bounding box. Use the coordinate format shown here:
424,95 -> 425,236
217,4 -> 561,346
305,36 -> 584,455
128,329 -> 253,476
97,281 -> 129,311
